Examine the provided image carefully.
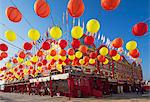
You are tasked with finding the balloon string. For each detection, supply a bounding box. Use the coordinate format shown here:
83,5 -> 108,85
143,17 -> 150,23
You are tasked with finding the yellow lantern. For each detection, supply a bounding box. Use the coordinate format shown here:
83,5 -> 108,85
50,26 -> 62,39
5,30 -> 17,41
75,51 -> 83,59
99,47 -> 108,56
56,64 -> 62,72
46,55 -> 53,61
17,57 -> 24,63
71,26 -> 83,39
31,56 -> 39,63
103,58 -> 109,64
68,55 -> 75,60
89,58 -> 95,64
60,56 -> 66,61
86,19 -> 100,34
6,62 -> 12,68
126,41 -> 137,51
28,28 -> 40,41
25,60 -> 32,66
79,59 -> 85,65
112,54 -> 120,61
54,55 -> 59,60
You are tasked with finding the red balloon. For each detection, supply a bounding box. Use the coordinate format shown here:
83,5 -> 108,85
90,52 -> 97,59
67,48 -> 75,55
132,22 -> 148,36
83,56 -> 90,62
0,56 -> 3,61
18,51 -> 26,59
19,64 -> 23,69
101,0 -> 121,11
67,0 -> 84,18
50,59 -> 56,65
97,55 -> 106,62
1,51 -> 8,58
71,39 -> 80,49
34,0 -> 50,18
37,62 -> 43,67
37,50 -> 43,57
29,66 -> 33,70
23,42 -> 32,50
59,49 -> 66,56
12,58 -> 18,64
112,38 -> 123,48
79,45 -> 88,54
59,40 -> 68,49
6,6 -> 22,22
109,50 -> 117,57
84,36 -> 94,45
42,59 -> 47,65
50,49 -> 57,56
42,41 -> 50,50
64,58 -> 70,65
129,49 -> 140,58
0,44 -> 8,51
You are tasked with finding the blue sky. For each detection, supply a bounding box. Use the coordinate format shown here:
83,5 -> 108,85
0,0 -> 149,81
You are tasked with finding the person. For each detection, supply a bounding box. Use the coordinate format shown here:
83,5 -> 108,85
136,87 -> 139,94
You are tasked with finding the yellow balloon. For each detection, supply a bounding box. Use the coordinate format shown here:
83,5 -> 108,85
28,28 -> 40,41
46,55 -> 53,61
71,26 -> 83,39
103,58 -> 109,64
6,62 -> 12,68
68,55 -> 75,60
75,51 -> 83,59
89,58 -> 95,64
62,62 -> 66,66
23,69 -> 29,74
50,26 -> 62,39
56,64 -> 62,72
54,55 -> 59,60
60,56 -> 66,61
99,47 -> 108,56
126,41 -> 137,51
5,30 -> 17,41
79,59 -> 85,65
112,54 -> 120,61
17,57 -> 24,63
86,19 -> 100,33
31,56 -> 39,62
37,67 -> 42,71
25,60 -> 32,66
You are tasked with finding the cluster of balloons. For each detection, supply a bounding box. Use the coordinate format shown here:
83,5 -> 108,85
0,43 -> 8,61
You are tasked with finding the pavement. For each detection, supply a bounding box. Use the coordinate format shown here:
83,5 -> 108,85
0,92 -> 150,102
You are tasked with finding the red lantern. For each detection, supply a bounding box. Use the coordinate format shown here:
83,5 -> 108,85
37,50 -> 43,57
67,48 -> 75,55
90,52 -> 97,59
79,45 -> 88,54
59,39 -> 68,49
34,0 -> 50,18
6,6 -> 22,22
109,50 -> 117,57
84,36 -> 94,45
0,44 -> 8,51
23,42 -> 32,50
83,56 -> 89,63
101,0 -> 121,11
67,0 -> 84,18
132,22 -> 148,36
50,49 -> 57,56
42,59 -> 47,65
97,55 -> 106,62
12,58 -> 18,64
1,51 -> 8,58
42,41 -> 50,50
71,39 -> 80,49
18,51 -> 26,59
111,38 -> 123,48
59,49 -> 66,56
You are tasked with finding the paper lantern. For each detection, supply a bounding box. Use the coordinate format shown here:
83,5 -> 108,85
75,51 -> 83,59
46,55 -> 53,61
50,26 -> 62,39
23,42 -> 32,50
68,55 -> 75,60
97,55 -> 106,62
103,58 -> 109,65
83,56 -> 89,63
86,19 -> 100,33
79,45 -> 88,54
79,59 -> 85,65
89,58 -> 95,65
109,50 -> 117,57
111,38 -> 124,48
71,26 -> 83,39
67,48 -> 75,55
31,56 -> 39,63
132,22 -> 148,36
58,39 -> 68,49
34,0 -> 50,18
37,50 -> 43,57
71,39 -> 80,49
5,30 -> 17,42
50,49 -> 57,56
59,49 -> 66,56
101,0 -> 121,11
42,41 -> 50,50
112,54 -> 120,61
99,47 -> 108,56
6,6 -> 22,22
126,41 -> 137,51
90,52 -> 97,59
18,51 -> 26,59
84,36 -> 94,45
28,29 -> 40,41
67,0 -> 84,18
1,51 -> 8,58
0,44 -> 8,51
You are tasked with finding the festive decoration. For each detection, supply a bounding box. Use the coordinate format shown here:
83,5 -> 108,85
84,36 -> 94,45
129,49 -> 140,58
68,55 -> 75,60
58,39 -> 68,49
71,39 -> 80,49
67,48 -> 75,55
71,26 -> 83,39
46,55 -> 53,61
111,38 -> 123,48
79,45 -> 88,54
90,52 -> 97,59
79,59 -> 85,65
112,54 -> 120,61
18,51 -> 26,59
59,49 -> 66,56
109,50 -> 117,57
86,19 -> 100,33
50,49 -> 57,56
0,44 -> 8,51
28,29 -> 40,41
23,42 -> 32,50
89,58 -> 95,64
50,26 -> 62,39
17,57 -> 24,63
5,30 -> 17,42
97,55 -> 106,62
126,41 -> 137,51
31,56 -> 39,63
75,51 -> 83,59
1,51 -> 8,58
42,41 -> 50,50
99,47 -> 108,56
103,58 -> 109,64
37,50 -> 43,57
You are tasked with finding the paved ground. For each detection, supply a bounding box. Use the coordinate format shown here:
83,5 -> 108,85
0,92 -> 150,102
